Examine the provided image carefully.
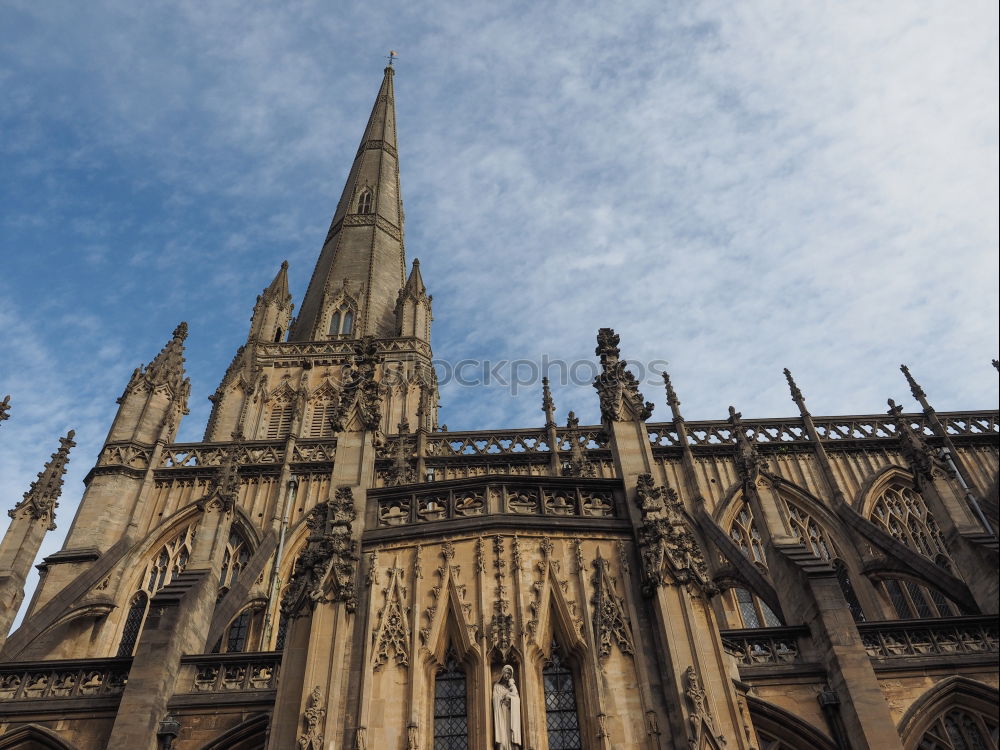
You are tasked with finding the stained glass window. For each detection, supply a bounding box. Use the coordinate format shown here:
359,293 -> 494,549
733,586 -> 783,629
543,641 -> 582,750
433,648 -> 469,750
116,592 -> 148,657
226,610 -> 251,653
881,579 -> 961,619
917,706 -> 998,750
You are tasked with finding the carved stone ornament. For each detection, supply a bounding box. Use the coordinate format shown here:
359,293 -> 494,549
298,685 -> 325,750
727,407 -> 768,492
562,433 -> 597,478
281,486 -> 359,616
196,435 -> 242,513
384,421 -> 417,486
9,430 -> 75,530
684,665 -> 725,749
887,399 -> 951,490
593,328 -> 654,423
489,535 -> 514,663
591,551 -> 635,659
331,336 -> 384,432
634,474 -> 716,597
372,564 -> 410,670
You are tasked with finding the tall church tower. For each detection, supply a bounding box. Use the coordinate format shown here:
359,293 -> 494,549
0,65 -> 996,750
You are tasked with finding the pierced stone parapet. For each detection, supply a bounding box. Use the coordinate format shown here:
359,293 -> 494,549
0,658 -> 130,701
180,652 -> 281,693
156,439 -> 337,469
858,616 -> 999,660
647,410 -> 998,449
371,477 -> 620,530
721,626 -> 809,667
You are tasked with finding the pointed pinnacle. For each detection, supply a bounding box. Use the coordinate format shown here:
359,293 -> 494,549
662,371 -> 680,407
14,430 -> 76,519
144,323 -> 188,388
541,377 -> 555,427
172,322 -> 188,341
0,394 -> 10,423
782,368 -> 803,402
899,365 -> 926,400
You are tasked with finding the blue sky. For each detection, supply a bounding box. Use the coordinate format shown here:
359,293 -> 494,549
1,1 -> 997,616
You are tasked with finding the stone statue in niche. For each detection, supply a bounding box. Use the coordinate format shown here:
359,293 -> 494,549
492,664 -> 522,750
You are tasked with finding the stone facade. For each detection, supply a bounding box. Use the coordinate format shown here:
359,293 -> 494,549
1,67 -> 997,750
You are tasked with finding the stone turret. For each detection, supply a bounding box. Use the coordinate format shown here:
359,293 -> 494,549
395,258 -> 431,341
0,431 -> 75,646
109,322 -> 191,445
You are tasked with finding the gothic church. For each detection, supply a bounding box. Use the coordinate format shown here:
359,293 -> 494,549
1,66 -> 997,750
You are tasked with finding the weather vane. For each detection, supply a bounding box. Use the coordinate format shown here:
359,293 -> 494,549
387,50 -> 398,67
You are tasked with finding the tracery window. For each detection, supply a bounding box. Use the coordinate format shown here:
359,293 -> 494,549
117,523 -> 197,656
328,306 -> 355,337
357,188 -> 373,215
870,484 -> 951,567
917,706 -> 998,750
784,504 -> 835,560
729,503 -> 767,566
275,610 -> 290,650
732,586 -> 782,629
265,397 -> 294,440
543,640 -> 582,750
433,647 -> 469,750
219,530 -> 251,589
879,578 -> 963,620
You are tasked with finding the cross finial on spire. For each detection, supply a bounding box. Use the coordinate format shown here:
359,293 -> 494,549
386,50 -> 398,67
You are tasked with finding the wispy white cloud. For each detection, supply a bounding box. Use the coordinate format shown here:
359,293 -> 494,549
0,0 -> 997,619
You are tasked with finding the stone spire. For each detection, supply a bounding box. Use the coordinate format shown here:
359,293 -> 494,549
248,261 -> 294,344
292,66 -> 407,341
8,431 -> 75,530
395,258 -> 432,341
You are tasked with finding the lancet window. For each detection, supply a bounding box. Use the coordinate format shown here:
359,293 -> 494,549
543,640 -> 583,750
917,706 -> 998,750
433,647 -> 469,750
729,503 -> 767,567
870,484 -> 952,567
328,306 -> 355,337
219,530 -> 251,589
357,188 -> 373,215
879,578 -> 963,620
225,609 -> 252,653
732,586 -> 782,629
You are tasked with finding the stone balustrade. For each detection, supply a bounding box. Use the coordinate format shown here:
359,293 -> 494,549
179,652 -> 281,693
370,477 -> 621,529
721,626 -> 810,667
858,616 -> 999,660
0,658 -> 130,701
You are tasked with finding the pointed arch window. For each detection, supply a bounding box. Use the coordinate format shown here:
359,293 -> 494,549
833,560 -> 866,622
732,586 -> 783,629
543,640 -> 583,750
116,592 -> 148,656
879,578 -> 964,620
274,610 -> 290,650
433,647 -> 469,749
328,305 -> 355,337
357,189 -> 373,215
219,530 -> 251,589
118,523 -> 197,656
870,484 -> 952,567
225,609 -> 252,653
784,504 -> 835,560
917,706 -> 998,749
729,503 -> 767,566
